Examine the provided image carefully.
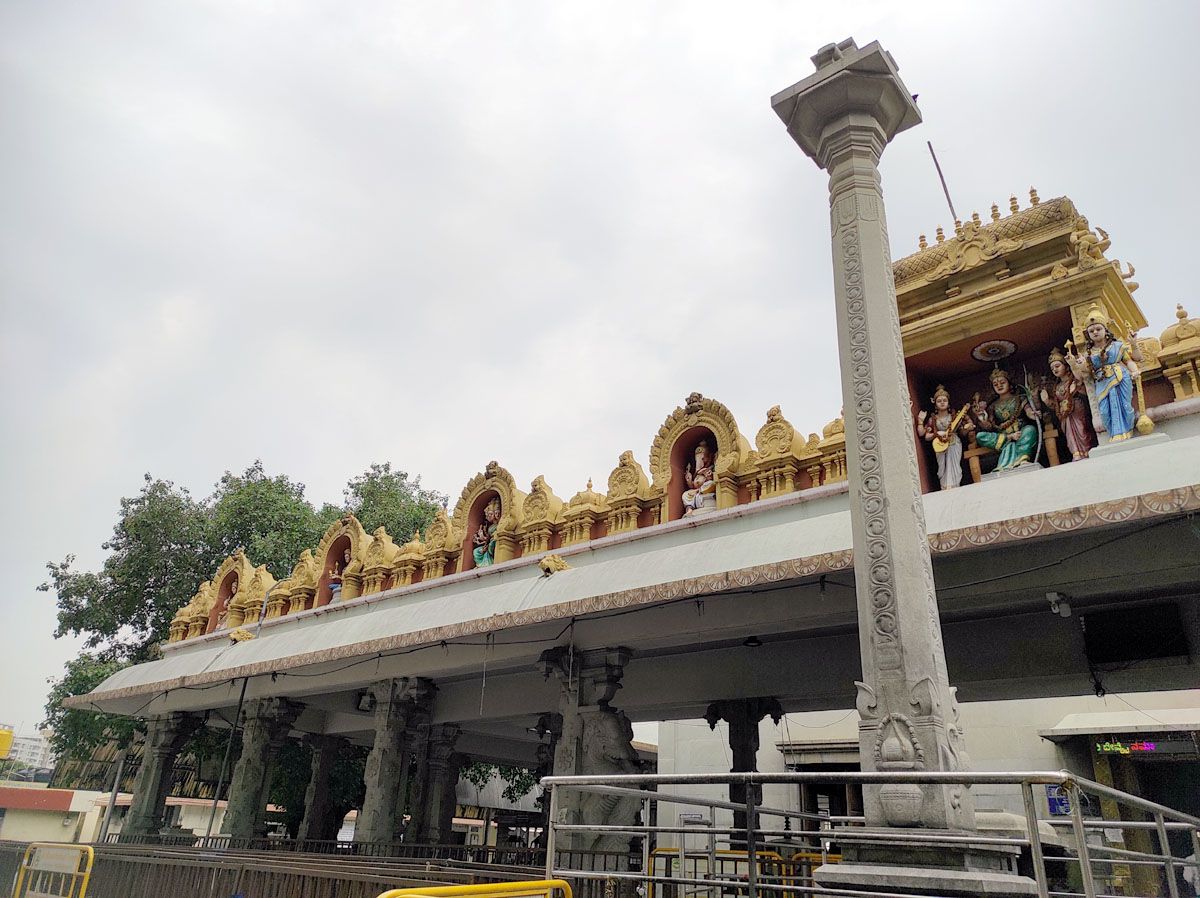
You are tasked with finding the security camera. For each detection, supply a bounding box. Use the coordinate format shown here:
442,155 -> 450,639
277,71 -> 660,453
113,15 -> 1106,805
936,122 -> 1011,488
1046,592 -> 1072,618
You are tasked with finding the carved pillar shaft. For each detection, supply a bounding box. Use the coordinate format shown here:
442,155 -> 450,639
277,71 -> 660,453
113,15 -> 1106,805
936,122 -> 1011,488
422,725 -> 463,844
124,713 -> 203,837
224,698 -> 302,839
540,647 -> 642,856
356,678 -> 436,844
297,735 -> 347,843
773,39 -> 972,833
705,697 -> 782,842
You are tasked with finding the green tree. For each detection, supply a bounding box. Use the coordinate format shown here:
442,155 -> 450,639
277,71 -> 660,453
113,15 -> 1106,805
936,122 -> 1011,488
42,654 -> 140,762
42,475 -> 212,663
41,460 -> 448,830
343,463 -> 445,543
208,461 -> 340,581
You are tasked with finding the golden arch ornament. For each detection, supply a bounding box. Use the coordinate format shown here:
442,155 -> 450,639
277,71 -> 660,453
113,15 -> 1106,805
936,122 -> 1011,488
648,392 -> 751,520
450,461 -> 528,567
311,514 -> 371,604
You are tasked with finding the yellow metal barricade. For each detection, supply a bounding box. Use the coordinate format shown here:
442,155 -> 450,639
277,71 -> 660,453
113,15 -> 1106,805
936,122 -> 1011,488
11,843 -> 94,898
378,880 -> 573,898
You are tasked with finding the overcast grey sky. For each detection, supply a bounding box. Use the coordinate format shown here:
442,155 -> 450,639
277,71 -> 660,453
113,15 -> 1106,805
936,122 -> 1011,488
2,1 -> 1197,735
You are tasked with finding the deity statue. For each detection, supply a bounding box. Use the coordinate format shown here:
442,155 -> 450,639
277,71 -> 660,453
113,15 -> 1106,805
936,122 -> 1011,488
1066,305 -> 1139,442
970,365 -> 1040,471
1040,347 -> 1095,460
473,496 -> 502,566
916,385 -> 967,490
968,392 -> 992,432
215,578 -> 238,631
328,546 -> 351,600
681,438 -> 717,516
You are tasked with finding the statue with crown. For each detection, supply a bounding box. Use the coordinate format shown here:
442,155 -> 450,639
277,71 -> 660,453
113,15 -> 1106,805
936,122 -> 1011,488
916,385 -> 967,489
1066,303 -> 1147,444
970,364 -> 1041,472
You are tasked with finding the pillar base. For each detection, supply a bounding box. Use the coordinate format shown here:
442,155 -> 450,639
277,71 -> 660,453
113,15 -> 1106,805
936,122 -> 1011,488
815,829 -> 1037,897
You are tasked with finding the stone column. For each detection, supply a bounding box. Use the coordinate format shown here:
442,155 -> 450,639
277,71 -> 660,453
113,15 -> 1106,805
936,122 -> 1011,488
297,734 -> 348,843
704,697 -> 782,843
773,38 -> 1034,897
422,725 -> 464,844
124,712 -> 203,837
773,35 -> 970,833
356,677 -> 436,844
224,697 -> 302,839
539,646 -> 643,856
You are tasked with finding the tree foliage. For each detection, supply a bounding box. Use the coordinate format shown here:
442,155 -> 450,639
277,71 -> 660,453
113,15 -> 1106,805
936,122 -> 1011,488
43,475 -> 212,663
41,461 -> 447,777
42,654 -> 140,762
460,761 -> 539,803
343,462 -> 445,543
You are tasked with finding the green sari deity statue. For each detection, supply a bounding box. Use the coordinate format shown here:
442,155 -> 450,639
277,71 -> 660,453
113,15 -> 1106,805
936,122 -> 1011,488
971,365 -> 1040,471
472,496 -> 502,567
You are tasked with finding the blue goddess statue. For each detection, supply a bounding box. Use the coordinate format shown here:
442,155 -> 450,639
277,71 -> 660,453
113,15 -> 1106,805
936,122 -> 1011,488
969,365 -> 1040,471
1067,305 -> 1138,442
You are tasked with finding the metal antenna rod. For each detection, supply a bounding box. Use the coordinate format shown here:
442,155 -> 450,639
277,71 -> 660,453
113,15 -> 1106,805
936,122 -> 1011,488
927,141 -> 958,223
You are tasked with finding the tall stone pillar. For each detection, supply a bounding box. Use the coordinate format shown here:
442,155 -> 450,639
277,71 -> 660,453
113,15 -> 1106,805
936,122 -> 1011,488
704,697 -> 782,843
539,646 -> 643,855
297,734 -> 348,843
422,725 -> 464,844
224,697 -> 302,839
124,712 -> 203,837
356,677 -> 436,844
773,39 -> 1033,896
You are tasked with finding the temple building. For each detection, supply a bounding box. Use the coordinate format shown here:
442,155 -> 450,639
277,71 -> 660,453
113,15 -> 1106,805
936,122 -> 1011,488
73,188 -> 1200,865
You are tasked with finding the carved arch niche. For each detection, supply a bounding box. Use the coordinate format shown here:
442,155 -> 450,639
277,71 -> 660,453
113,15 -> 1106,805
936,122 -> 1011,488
312,515 -> 371,606
451,461 -> 528,571
205,550 -> 260,634
648,392 -> 752,522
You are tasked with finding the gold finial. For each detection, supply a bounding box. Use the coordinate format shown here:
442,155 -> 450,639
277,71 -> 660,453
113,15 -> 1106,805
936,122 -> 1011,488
1010,195 -> 1020,214
586,478 -> 593,490
1179,303 -> 1189,321
935,226 -> 945,244
1029,186 -> 1040,205
918,234 -> 927,249
953,219 -> 963,237
990,203 -> 1000,222
971,210 -> 981,226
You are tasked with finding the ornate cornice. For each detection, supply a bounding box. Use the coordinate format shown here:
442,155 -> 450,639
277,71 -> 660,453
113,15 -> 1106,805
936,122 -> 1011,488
89,484 -> 1198,704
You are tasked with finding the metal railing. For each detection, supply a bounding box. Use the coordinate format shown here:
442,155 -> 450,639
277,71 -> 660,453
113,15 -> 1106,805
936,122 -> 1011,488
542,770 -> 1200,898
1,841 -> 545,898
104,832 -> 546,865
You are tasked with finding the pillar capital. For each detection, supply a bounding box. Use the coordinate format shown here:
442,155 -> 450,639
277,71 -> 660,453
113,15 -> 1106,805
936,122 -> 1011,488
426,724 -> 462,768
539,645 -> 633,708
241,697 -> 302,732
771,37 -> 920,172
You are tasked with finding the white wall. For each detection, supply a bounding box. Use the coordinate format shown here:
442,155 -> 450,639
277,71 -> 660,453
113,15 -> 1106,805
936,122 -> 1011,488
657,689 -> 1200,832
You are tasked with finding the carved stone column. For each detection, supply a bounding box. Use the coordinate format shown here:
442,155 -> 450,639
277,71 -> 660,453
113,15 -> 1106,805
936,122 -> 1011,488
539,646 -> 643,856
224,698 -> 302,839
356,678 -> 436,844
704,697 -> 782,843
422,725 -> 464,844
404,719 -> 433,842
297,734 -> 348,843
773,38 -> 1034,897
124,712 -> 203,837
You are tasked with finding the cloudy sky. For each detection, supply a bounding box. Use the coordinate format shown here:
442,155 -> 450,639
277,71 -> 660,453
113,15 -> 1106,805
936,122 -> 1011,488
2,1 -> 1197,735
